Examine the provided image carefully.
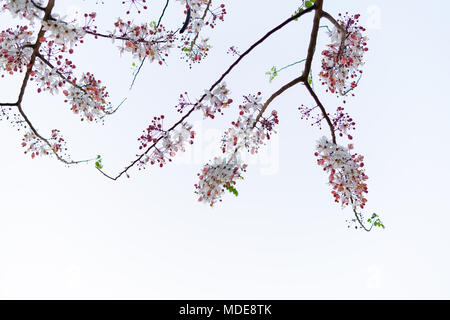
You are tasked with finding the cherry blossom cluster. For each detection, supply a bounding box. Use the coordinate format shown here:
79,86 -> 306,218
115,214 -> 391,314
1,0 -> 44,21
37,42 -> 77,80
319,13 -> 368,96
222,93 -> 278,156
198,82 -> 233,119
112,19 -> 175,65
315,136 -> 368,210
30,58 -> 111,121
195,156 -> 247,206
138,120 -> 195,168
195,92 -> 279,206
177,0 -> 227,64
21,129 -> 67,159
0,25 -> 34,76
63,72 -> 111,121
41,18 -> 86,47
31,59 -> 63,94
138,115 -> 167,148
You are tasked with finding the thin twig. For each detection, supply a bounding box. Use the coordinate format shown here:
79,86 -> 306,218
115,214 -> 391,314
304,81 -> 336,144
157,0 -> 170,28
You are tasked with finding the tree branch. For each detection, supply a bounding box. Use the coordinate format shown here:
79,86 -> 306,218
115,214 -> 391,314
302,0 -> 323,77
254,75 -> 304,127
157,0 -> 170,28
254,0 -> 330,135
98,4 -> 317,180
303,81 -> 336,144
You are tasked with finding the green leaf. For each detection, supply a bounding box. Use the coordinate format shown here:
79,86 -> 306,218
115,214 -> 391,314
225,182 -> 239,197
95,155 -> 103,169
266,66 -> 278,82
305,1 -> 313,8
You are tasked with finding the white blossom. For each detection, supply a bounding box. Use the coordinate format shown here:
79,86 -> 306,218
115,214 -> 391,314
195,156 -> 247,206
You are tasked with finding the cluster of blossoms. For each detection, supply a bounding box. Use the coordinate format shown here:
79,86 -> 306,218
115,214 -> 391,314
195,92 -> 279,206
21,129 -> 67,159
41,18 -> 86,47
1,0 -> 44,21
31,60 -> 64,94
177,0 -> 227,64
319,13 -> 368,96
222,93 -> 278,156
195,156 -> 247,206
31,56 -> 111,122
63,72 -> 111,121
0,25 -> 34,76
38,41 -> 77,81
112,19 -> 174,65
198,82 -> 233,119
138,119 -> 195,168
315,137 -> 368,210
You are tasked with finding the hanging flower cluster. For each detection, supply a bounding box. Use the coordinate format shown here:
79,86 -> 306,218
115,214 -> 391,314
222,92 -> 278,156
315,136 -> 368,210
0,25 -> 34,76
1,0 -> 44,21
198,82 -> 233,119
195,156 -> 247,206
112,19 -> 175,65
319,13 -> 368,95
21,129 -> 67,159
195,92 -> 279,206
41,18 -> 86,47
63,72 -> 111,121
138,120 -> 195,168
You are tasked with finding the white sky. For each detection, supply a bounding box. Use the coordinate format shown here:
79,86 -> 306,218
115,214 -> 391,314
0,0 -> 449,299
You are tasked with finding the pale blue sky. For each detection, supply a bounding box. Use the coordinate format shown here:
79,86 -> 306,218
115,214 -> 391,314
0,0 -> 449,299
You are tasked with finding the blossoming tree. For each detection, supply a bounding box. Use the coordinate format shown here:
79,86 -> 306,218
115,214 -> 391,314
0,0 -> 384,231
